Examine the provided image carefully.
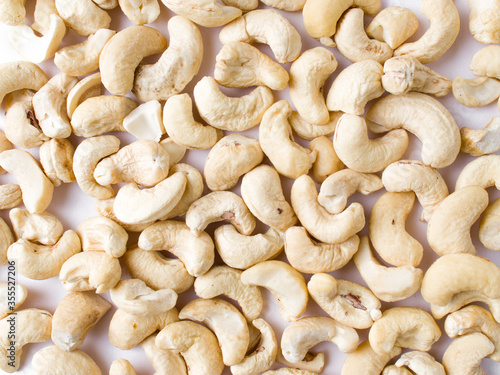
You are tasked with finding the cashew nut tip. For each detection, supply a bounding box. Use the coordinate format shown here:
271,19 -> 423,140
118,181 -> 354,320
289,111 -> 340,140
309,135 -> 345,184
119,0 -> 160,25
0,61 -> 49,105
109,359 -> 137,375
39,138 -> 76,186
160,0 -> 241,27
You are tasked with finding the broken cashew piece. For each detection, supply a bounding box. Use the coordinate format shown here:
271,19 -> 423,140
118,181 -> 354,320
76,216 -> 128,258
39,138 -> 76,186
123,100 -> 165,142
461,117 -> 500,156
160,0 -> 241,27
470,45 -> 500,80
479,197 -> 500,251
395,351 -> 445,375
0,61 -> 48,106
469,0 -> 500,44
442,333 -> 494,375
66,73 -> 103,118
452,76 -> 500,107
9,208 -> 63,246
341,340 -> 402,375
366,6 -> 419,49
455,155 -> 500,190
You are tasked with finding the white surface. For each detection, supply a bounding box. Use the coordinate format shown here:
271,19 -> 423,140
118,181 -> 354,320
0,0 -> 500,374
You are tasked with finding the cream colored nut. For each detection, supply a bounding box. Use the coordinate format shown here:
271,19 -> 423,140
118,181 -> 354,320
214,225 -> 283,269
138,220 -> 214,277
382,365 -> 412,375
333,114 -> 408,173
231,318 -> 277,375
241,260 -> 308,322
156,320 -> 225,375
369,307 -> 441,355
382,55 -> 452,97
219,9 -> 301,64
240,164 -> 298,232
133,16 -> 203,102
51,291 -> 111,351
259,101 -> 316,179
309,135 -> 344,184
0,0 -> 25,25
0,61 -> 48,105
281,316 -> 358,364
0,184 -> 22,211
205,134 -> 263,191
341,340 -> 401,375
260,0 -> 305,11
431,290 -> 500,322
59,251 -> 121,293
289,47 -> 337,125
263,369 -> 317,375
427,186 -> 489,256
455,155 -> 500,190
9,208 -> 63,246
461,117 -> 500,156
194,265 -> 263,321
109,359 -> 137,375
327,59 -> 385,116
382,160 -> 449,222
0,218 -> 14,266
163,94 -> 220,150
55,29 -> 115,77
119,0 -> 160,24
369,192 -> 423,267
0,282 -> 27,319
289,111 -> 340,141
469,0 -> 500,44
39,138 -> 75,186
93,0 -> 118,9
0,308 -> 52,373
123,246 -> 194,293
334,9 -> 393,64
193,76 -> 273,132
3,89 -> 49,149
113,172 -> 187,225
73,135 -> 120,199
395,351 -> 445,375
366,6 -> 419,49
99,25 -> 167,95
141,333 -> 187,375
452,76 -> 500,107
180,298 -> 249,366
479,198 -> 500,251
160,0 -> 241,27
32,0 -> 60,35
291,174 -> 365,244
160,138 -> 187,167
354,236 -> 423,302
110,279 -> 177,316
94,139 -> 170,187
276,351 -> 325,374
214,42 -> 289,91
66,74 -> 102,121
307,273 -> 381,330
0,149 -> 53,214
55,0 -> 110,36
76,216 -> 128,258
367,93 -> 461,168
394,0 -> 459,64
445,305 -> 500,362
318,170 -> 383,215
470,45 -> 500,79
8,14 -> 66,64
31,345 -> 101,375
221,0 -> 257,11
123,100 -> 165,142
94,198 -> 153,233
421,253 -> 500,307
442,333 -> 494,375
285,227 -> 359,274
186,191 -> 256,237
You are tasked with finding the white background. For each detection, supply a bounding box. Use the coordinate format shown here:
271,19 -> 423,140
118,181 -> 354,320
0,0 -> 500,374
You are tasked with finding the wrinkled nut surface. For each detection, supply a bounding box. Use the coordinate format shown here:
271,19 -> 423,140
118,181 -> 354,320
0,184 -> 22,211
0,61 -> 48,105
9,208 -> 63,246
55,0 -> 110,36
119,0 -> 160,25
160,0 -> 241,27
39,138 -> 75,186
479,197 -> 500,251
76,216 -> 128,258
366,6 -> 419,49
461,117 -> 500,156
442,332 -> 494,375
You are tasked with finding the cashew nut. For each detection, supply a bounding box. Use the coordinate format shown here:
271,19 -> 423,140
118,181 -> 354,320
263,369 -> 317,375
39,138 -> 75,187
395,351 -> 446,375
55,0 -> 111,36
260,0 -> 305,11
76,216 -> 128,258
452,76 -> 500,107
469,0 -> 500,44
109,359 -> 137,375
341,340 -> 402,375
141,333 -> 187,375
0,218 -> 13,267
0,282 -> 26,318
289,111 -> 340,141
9,208 -> 63,246
461,117 -> 500,156
366,6 -> 419,49
470,45 -> 500,80
431,290 -> 500,322
276,351 -> 325,374
31,345 -> 101,374
94,198 -> 153,233
455,155 -> 500,190
32,0 -> 60,35
220,0 -> 257,11
160,138 -> 186,167
0,0 -> 25,25
0,184 -> 22,211
309,135 -> 344,184
123,100 -> 165,142
118,0 -> 160,24
382,366 -> 412,375
0,61 -> 48,106
479,198 -> 500,251
442,332 -> 494,375
66,73 -> 102,120
159,0 -> 241,27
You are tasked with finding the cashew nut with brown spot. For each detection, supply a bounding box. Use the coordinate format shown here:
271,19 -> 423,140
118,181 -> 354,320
76,216 -> 128,258
9,208 -> 63,246
0,61 -> 48,106
160,0 -> 241,27
442,333 -> 494,375
31,345 -> 101,375
479,198 -> 500,251
366,6 -> 419,49
455,154 -> 500,190
55,0 -> 111,36
461,117 -> 500,156
289,111 -> 340,141
469,0 -> 500,44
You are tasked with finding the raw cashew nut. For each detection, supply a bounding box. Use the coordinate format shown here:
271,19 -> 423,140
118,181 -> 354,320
395,351 -> 445,375
366,93 -> 461,168
76,216 -> 128,258
241,260 -> 308,322
309,135 -> 344,184
193,76 -> 273,132
123,100 -> 165,142
141,333 -> 187,375
66,73 -> 102,120
308,273 -> 381,329
353,236 -> 423,302
219,9 -> 302,64
470,45 -> 500,80
0,282 -> 27,318
9,208 -> 63,246
214,42 -> 289,91
133,16 -> 204,102
461,117 -> 500,156
194,265 -> 263,321
0,0 -> 25,25
276,351 -> 325,374
431,291 -> 500,322
284,227 -> 359,274
32,0 -> 59,35
366,6 -> 419,49
290,111 -> 340,140
382,160 -> 449,222
94,198 -> 153,233
55,0 -> 111,36
160,0 -> 241,27
289,47 -> 337,125
109,359 -> 137,375
31,345 -> 101,375
394,0 -> 460,64
119,0 -> 160,25
263,369 -> 317,375
479,198 -> 500,251
291,174 -> 365,244
214,225 -> 283,269
383,366 -> 412,375
221,0 -> 258,11
468,0 -> 500,44
453,76 -> 500,107
0,61 -> 49,107
39,138 -> 76,186
369,192 -> 423,267
0,184 -> 22,211
0,218 -> 13,267
341,340 -> 402,375
455,155 -> 500,190
427,186 -> 489,256
51,291 -> 111,351
442,333 -> 494,375
334,9 -> 393,64
260,0 -> 305,11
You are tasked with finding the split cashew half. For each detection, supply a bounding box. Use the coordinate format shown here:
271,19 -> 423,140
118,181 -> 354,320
366,6 -> 419,49
455,154 -> 500,190
159,0 -> 241,27
461,117 -> 500,156
452,76 -> 500,107
442,333 -> 494,375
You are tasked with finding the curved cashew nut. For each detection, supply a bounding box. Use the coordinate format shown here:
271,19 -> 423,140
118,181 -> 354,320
469,0 -> 500,44
138,220 -> 214,277
461,117 -> 500,156
0,282 -> 27,318
291,174 -> 365,244
109,359 -> 137,375
0,61 -> 48,105
470,45 -> 500,79
382,160 -> 449,222
442,333 -> 494,375
431,290 -> 500,322
94,198 -> 153,233
119,0 -> 160,25
341,340 -> 402,375
284,227 -> 359,274
55,0 -> 110,36
241,260 -> 308,322
366,6 -> 419,49
214,225 -> 283,269
123,100 -> 165,142
0,218 -> 13,267
367,93 -> 460,168
31,345 -> 101,374
395,351 -> 445,375
51,291 -> 111,351
32,0 -> 64,35
39,138 -> 76,186
186,191 -> 256,237
0,184 -> 22,211
76,216 -> 128,258
0,0 -> 25,25
452,76 -> 500,107
133,16 -> 203,102
307,273 -> 381,329
219,9 -> 302,64
123,246 -> 194,293
353,236 -> 423,302
369,192 -> 423,267
160,139 -> 186,167
455,155 -> 500,190
309,135 -> 344,184
334,9 -> 393,63
141,333 -> 187,375
479,197 -> 500,251
9,209 -> 62,247
194,265 -> 263,321
394,0 -> 460,64
66,73 -> 102,120
160,0 -> 241,27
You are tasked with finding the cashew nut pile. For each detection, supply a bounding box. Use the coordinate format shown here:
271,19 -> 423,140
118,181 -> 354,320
0,0 -> 500,374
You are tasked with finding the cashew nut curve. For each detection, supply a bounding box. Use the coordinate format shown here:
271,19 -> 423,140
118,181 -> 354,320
470,45 -> 500,80
341,340 -> 401,375
141,333 -> 187,375
289,111 -> 340,141
442,333 -> 494,375
0,184 -> 22,211
39,138 -> 76,186
10,208 -> 63,246
66,73 -> 102,120
395,351 -> 446,375
469,0 -> 500,44
452,76 -> 500,107
455,155 -> 500,190
309,135 -> 344,184
0,61 -> 48,105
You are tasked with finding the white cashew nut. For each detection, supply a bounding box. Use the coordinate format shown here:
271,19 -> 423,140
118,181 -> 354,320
141,333 -> 187,375
76,216 -> 128,258
55,0 -> 111,36
442,333 -> 494,375
159,0 -> 241,27
309,135 -> 344,184
479,198 -> 500,251
455,155 -> 500,190
341,340 -> 402,375
289,111 -> 340,141
452,76 -> 500,107
470,45 -> 500,80
395,351 -> 446,375
9,208 -> 62,246
366,6 -> 419,49
39,138 -> 76,186
0,282 -> 26,319
66,73 -> 102,119
31,345 -> 101,374
461,117 -> 500,156
469,0 -> 500,44
0,61 -> 48,105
